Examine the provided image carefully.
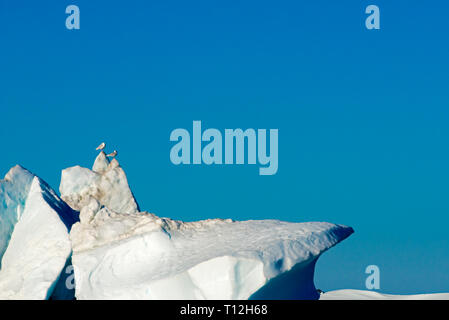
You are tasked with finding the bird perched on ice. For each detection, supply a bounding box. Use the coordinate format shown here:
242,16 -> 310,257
96,142 -> 106,151
106,150 -> 118,158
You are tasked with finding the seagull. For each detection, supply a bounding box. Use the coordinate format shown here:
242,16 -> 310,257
106,150 -> 118,158
96,142 -> 106,151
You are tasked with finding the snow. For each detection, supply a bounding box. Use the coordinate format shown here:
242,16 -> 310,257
320,289 -> 449,300
0,175 -> 78,299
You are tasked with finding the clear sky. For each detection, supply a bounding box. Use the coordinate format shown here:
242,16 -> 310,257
1,0 -> 448,294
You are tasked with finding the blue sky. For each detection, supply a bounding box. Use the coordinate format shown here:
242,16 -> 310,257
1,1 -> 448,294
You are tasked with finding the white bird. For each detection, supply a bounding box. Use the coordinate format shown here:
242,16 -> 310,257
96,142 -> 106,151
106,150 -> 118,158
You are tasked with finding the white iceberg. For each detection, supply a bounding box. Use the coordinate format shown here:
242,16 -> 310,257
64,153 -> 354,300
0,153 -> 355,300
0,166 -> 78,299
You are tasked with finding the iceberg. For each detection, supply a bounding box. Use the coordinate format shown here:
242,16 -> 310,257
64,153 -> 354,300
0,166 -> 78,299
0,152 -> 354,300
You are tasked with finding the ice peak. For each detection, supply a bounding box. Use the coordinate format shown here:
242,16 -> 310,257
0,175 -> 74,299
1,165 -> 37,264
92,151 -> 110,173
108,158 -> 120,170
60,153 -> 140,216
3,165 -> 33,182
